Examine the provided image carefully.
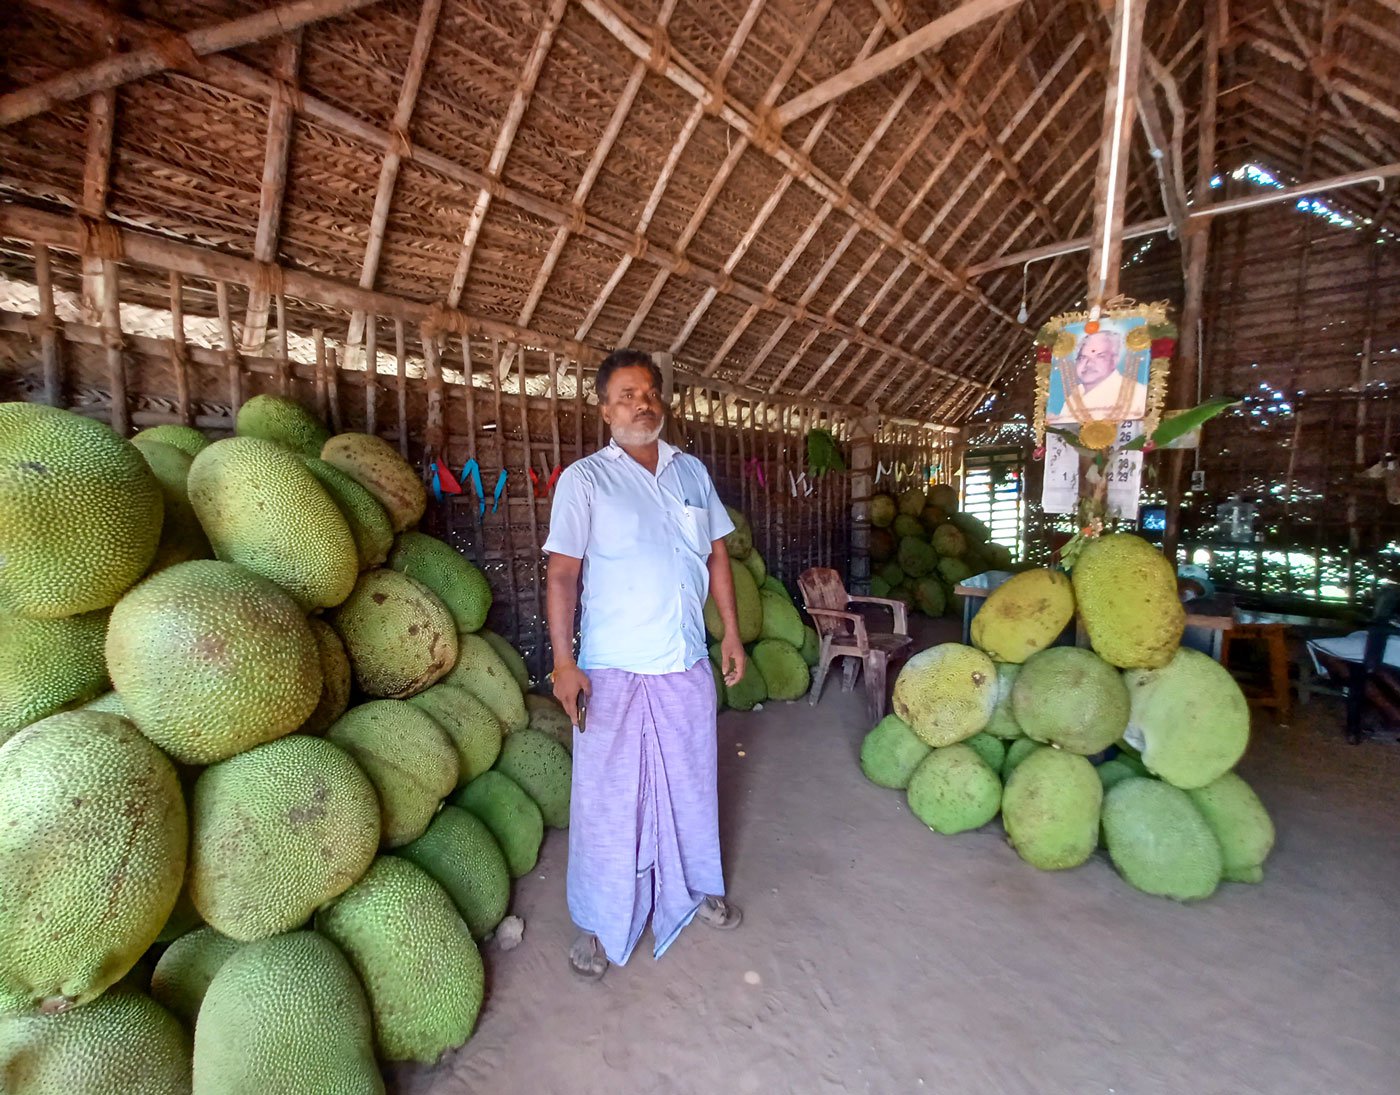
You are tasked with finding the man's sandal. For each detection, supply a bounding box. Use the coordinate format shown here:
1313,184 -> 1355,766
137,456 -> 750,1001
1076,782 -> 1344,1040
694,896 -> 743,931
569,932 -> 607,981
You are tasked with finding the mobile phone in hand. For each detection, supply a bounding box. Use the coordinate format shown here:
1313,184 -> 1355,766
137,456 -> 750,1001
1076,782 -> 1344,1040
575,691 -> 587,733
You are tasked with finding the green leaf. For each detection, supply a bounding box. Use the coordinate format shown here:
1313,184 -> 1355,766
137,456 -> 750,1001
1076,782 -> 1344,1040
1046,426 -> 1094,454
1124,396 -> 1240,451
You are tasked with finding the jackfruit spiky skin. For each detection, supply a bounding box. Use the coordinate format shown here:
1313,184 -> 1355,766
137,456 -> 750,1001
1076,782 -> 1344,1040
0,712 -> 186,1013
913,576 -> 946,617
188,436 -> 357,609
79,690 -> 127,717
234,394 -> 330,458
762,576 -> 787,597
897,486 -> 926,517
963,732 -> 1006,772
302,457 -> 393,571
703,559 -> 762,643
188,736 -> 379,942
1001,738 -> 1042,778
723,506 -> 752,559
398,806 -> 510,940
711,641 -> 767,711
869,494 -> 896,528
193,931 -> 383,1095
0,403 -> 162,619
480,629 -> 529,690
800,625 -> 820,667
878,563 -> 906,587
1123,647 -> 1250,789
1095,759 -> 1140,792
321,433 -> 426,532
937,557 -> 972,584
1012,647 -> 1130,755
892,643 -> 997,747
106,560 -> 322,764
153,886 -> 202,945
1071,533 -> 1185,669
494,729 -> 572,828
0,989 -> 190,1095
927,483 -> 958,511
389,531 -> 493,634
1001,748 -> 1102,870
150,926 -> 242,1027
741,547 -> 767,585
325,701 -> 460,848
453,771 -> 544,879
131,438 -> 213,573
983,663 -> 1023,740
892,514 -> 924,540
906,744 -> 1002,835
331,569 -> 458,700
407,684 -> 504,785
0,609 -> 109,738
523,692 -> 572,752
316,857 -> 484,1064
133,424 -> 209,457
931,522 -> 968,558
441,632 -> 528,731
758,588 -> 805,648
897,536 -> 937,578
750,638 -> 810,701
301,619 -> 352,735
859,714 -> 930,789
1186,772 -> 1274,883
1102,778 -> 1222,900
971,568 -> 1075,664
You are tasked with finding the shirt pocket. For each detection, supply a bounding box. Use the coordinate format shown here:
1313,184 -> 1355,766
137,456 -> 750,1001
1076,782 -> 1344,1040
678,502 -> 712,554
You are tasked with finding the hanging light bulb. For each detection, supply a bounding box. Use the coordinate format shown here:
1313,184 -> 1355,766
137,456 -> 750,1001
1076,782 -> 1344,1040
1016,262 -> 1030,324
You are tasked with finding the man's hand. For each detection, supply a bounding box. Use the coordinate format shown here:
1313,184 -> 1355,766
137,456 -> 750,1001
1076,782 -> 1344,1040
552,662 -> 592,726
719,634 -> 746,687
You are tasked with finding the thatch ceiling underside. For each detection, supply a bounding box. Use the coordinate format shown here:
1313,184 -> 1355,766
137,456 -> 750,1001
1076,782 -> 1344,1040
1,0 -> 1397,422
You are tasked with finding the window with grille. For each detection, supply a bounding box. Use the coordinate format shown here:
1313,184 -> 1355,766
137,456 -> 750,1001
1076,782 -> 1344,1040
962,448 -> 1025,559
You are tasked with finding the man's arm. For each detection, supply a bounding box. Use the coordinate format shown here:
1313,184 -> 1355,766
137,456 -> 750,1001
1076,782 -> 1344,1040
546,552 -> 591,724
707,539 -> 746,686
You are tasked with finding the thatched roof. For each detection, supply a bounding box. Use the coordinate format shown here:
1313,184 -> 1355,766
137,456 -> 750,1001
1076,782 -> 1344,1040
2,0 -> 1397,423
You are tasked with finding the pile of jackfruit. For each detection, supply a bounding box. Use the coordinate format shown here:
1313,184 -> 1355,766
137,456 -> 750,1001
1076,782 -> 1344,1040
703,509 -> 821,711
860,533 -> 1276,901
867,484 -> 1015,617
0,396 -> 573,1092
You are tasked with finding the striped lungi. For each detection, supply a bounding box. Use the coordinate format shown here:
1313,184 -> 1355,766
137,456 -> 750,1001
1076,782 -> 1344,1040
567,659 -> 724,965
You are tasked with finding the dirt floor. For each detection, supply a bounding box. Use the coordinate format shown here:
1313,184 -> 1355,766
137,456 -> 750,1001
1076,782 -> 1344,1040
397,620 -> 1400,1095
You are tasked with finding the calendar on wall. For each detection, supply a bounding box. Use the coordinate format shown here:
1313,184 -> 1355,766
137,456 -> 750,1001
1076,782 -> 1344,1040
1041,420 -> 1144,518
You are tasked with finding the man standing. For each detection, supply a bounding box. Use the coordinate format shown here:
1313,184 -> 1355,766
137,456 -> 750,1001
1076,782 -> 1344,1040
543,348 -> 745,981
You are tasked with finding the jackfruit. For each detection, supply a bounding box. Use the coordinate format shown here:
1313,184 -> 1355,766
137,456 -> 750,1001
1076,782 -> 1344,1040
0,403 -> 162,618
919,504 -> 947,534
912,576 -> 946,617
893,514 -> 924,540
758,587 -> 805,647
1095,759 -> 1140,792
1001,738 -> 1042,778
897,536 -> 937,578
927,483 -> 958,511
133,424 -> 208,456
154,887 -> 202,945
937,557 -> 972,584
869,493 -> 896,528
0,989 -> 189,1094
301,618 -> 352,735
389,531 -> 493,633
1186,772 -> 1274,883
0,712 -> 185,1014
398,806 -> 510,939
193,931 -> 382,1095
983,663 -> 1023,740
984,542 -> 1014,570
1001,748 -> 1102,870
494,728 -> 572,828
762,575 -> 787,597
711,657 -> 726,708
442,632 -> 528,731
892,644 -> 997,747
963,731 -> 1006,772
303,457 -> 393,570
932,522 -> 968,558
524,692 -> 572,751
481,629 -> 529,690
949,512 -> 990,544
131,437 -> 212,572
869,527 -> 895,562
107,560 -> 322,764
321,433 -> 426,532
971,568 -> 1075,663
703,558 -> 762,643
1123,647 -> 1250,788
878,562 -> 906,587
1012,647 -> 1130,755
869,576 -> 891,597
859,714 -> 930,789
712,641 -> 767,710
897,486 -> 926,516
189,436 -> 357,609
80,690 -> 127,717
800,625 -> 820,667
188,735 -> 379,941
331,569 -> 458,699
741,547 -> 767,585
150,927 -> 242,1027
1071,533 -> 1185,668
326,700 -> 460,847
723,506 -> 752,559
316,857 -> 484,1064
453,771 -> 544,879
0,609 -> 109,737
907,745 -> 1002,834
234,393 -> 330,458
1102,778 -> 1222,899
751,638 -> 809,701
407,684 -> 504,784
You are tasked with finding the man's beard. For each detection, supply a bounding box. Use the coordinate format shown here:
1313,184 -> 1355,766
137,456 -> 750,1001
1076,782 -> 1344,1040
611,418 -> 664,446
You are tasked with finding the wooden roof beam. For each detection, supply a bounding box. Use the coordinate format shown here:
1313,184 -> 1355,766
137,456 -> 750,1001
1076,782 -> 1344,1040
1247,36 -> 1400,128
77,13 -> 117,325
4,0 -> 386,125
772,0 -> 1027,127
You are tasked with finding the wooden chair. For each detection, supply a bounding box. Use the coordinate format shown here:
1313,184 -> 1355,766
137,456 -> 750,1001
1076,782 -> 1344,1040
797,567 -> 914,724
1220,622 -> 1293,724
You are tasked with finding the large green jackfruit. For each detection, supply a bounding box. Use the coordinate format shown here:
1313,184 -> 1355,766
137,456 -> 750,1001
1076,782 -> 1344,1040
234,394 -> 329,458
913,576 -> 946,618
302,457 -> 394,570
0,609 -> 109,738
758,587 -> 805,647
0,712 -> 186,1014
919,504 -> 947,534
948,512 -> 989,544
927,483 -> 958,511
193,931 -> 382,1095
1001,738 -> 1042,778
1123,647 -> 1250,789
1186,772 -> 1274,883
723,506 -> 752,559
931,522 -> 968,558
132,437 -> 212,572
711,641 -> 767,710
800,625 -> 820,667
892,514 -> 924,540
133,424 -> 208,457
1095,758 -> 1141,793
188,736 -> 379,941
398,806 -> 510,940
441,632 -> 528,731
494,729 -> 571,828
750,638 -> 809,701
189,437 -> 357,609
150,926 -> 242,1027
524,692 -> 572,751
320,433 -> 425,532
897,486 -> 926,516
963,732 -> 1006,772
453,771 -> 544,879
878,562 -> 906,587
0,403 -> 162,618
971,568 -> 1075,663
859,714 -> 930,789
897,536 -> 937,579
301,618 -> 352,736
983,662 -> 1023,740
937,557 -> 972,585
331,569 -> 458,699
906,745 -> 1001,834
106,560 -> 322,764
1071,533 -> 1184,668
1001,748 -> 1101,870
869,494 -> 896,528
0,989 -> 189,1095
892,644 -> 997,747
407,684 -> 503,785
317,857 -> 484,1064
1102,778 -> 1222,900
480,629 -> 529,691
1012,647 -> 1129,755
869,527 -> 896,562
741,547 -> 767,585
389,531 -> 492,634
704,557 -> 762,643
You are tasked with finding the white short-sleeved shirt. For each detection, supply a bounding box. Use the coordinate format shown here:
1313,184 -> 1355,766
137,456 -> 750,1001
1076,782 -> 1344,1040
543,438 -> 735,674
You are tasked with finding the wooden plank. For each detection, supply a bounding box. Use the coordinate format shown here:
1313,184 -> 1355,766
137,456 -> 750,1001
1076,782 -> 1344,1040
394,318 -> 408,458
78,22 -> 116,324
168,271 -> 191,425
215,281 -> 242,418
515,349 -> 546,663
98,260 -> 127,435
34,244 -> 62,406
313,327 -> 328,422
364,314 -> 378,433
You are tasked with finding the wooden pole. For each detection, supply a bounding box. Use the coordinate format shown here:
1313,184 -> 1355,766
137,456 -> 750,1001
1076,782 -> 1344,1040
393,318 -> 408,456
215,281 -> 243,419
34,245 -> 62,406
364,315 -> 378,433
168,271 -> 191,426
